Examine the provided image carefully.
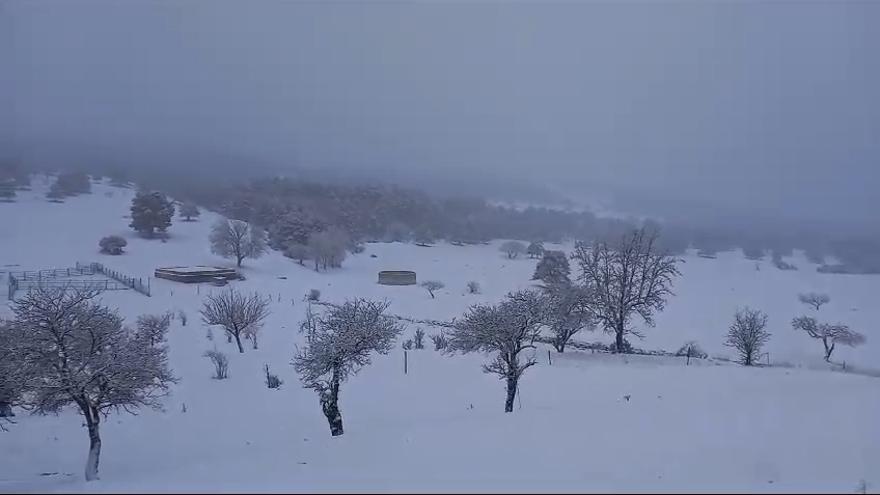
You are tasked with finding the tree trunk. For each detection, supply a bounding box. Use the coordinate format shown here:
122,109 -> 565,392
84,409 -> 101,481
234,333 -> 245,353
824,341 -> 835,362
554,341 -> 565,353
504,376 -> 517,413
615,327 -> 625,353
0,401 -> 13,417
236,255 -> 243,268
321,377 -> 344,436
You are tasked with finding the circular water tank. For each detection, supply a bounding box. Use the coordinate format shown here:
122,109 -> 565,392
378,270 -> 417,286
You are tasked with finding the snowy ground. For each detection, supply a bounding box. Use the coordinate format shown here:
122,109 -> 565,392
1,178 -> 878,493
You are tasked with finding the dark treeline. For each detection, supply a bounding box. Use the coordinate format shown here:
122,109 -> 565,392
3,159 -> 880,274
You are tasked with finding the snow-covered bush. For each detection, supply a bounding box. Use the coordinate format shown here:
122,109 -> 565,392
430,332 -> 449,351
420,280 -> 444,299
413,328 -> 425,349
724,308 -> 770,366
675,341 -> 707,360
98,235 -> 127,255
204,349 -> 229,379
178,310 -> 188,326
466,281 -> 481,294
293,298 -> 404,436
307,289 -> 321,302
264,364 -> 283,389
402,339 -> 414,350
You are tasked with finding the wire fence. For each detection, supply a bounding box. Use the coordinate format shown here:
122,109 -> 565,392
6,262 -> 151,300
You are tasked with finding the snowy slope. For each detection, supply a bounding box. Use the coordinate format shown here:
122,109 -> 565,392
1,179 -> 878,493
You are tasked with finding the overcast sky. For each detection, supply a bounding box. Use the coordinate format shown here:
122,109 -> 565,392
4,0 -> 879,227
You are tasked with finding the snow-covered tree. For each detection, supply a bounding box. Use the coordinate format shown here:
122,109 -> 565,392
308,228 -> 348,271
532,250 -> 571,287
180,202 -> 200,221
0,320 -> 25,420
98,235 -> 127,255
791,316 -> 865,362
542,284 -> 594,353
500,240 -> 527,259
445,290 -> 545,412
9,288 -> 175,480
527,241 -> 545,259
135,312 -> 171,348
200,288 -> 271,353
129,191 -> 175,238
284,243 -> 311,265
571,227 -> 681,353
210,218 -> 267,268
798,292 -> 830,311
724,307 -> 770,366
420,280 -> 444,299
293,298 -> 404,436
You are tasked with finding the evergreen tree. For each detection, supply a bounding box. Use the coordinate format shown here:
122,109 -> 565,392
130,191 -> 175,238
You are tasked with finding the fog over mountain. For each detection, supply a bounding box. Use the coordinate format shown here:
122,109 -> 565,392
4,0 -> 878,232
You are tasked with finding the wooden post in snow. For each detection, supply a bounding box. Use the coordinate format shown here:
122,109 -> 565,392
404,350 -> 408,375
548,350 -> 552,365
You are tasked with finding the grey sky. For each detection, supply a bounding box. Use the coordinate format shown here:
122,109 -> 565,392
5,0 -> 879,227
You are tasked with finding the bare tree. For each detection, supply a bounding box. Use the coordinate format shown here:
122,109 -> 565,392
210,218 -> 267,268
203,349 -> 229,379
571,227 -> 681,352
200,288 -> 271,353
293,298 -> 404,436
791,316 -> 866,362
420,280 -> 444,299
445,290 -> 544,413
724,307 -> 771,366
135,312 -> 171,348
500,240 -> 527,259
9,287 -> 175,481
798,292 -> 831,311
542,284 -> 595,353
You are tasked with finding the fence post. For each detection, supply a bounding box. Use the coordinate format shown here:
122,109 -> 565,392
548,350 -> 552,365
404,350 -> 408,375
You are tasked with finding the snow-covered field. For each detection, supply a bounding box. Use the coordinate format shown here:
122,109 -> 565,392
1,178 -> 878,493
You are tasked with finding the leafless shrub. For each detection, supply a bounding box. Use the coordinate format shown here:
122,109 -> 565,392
203,349 -> 229,379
